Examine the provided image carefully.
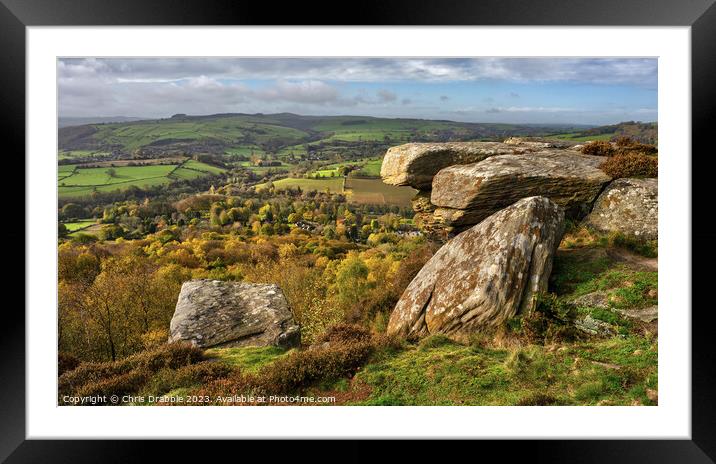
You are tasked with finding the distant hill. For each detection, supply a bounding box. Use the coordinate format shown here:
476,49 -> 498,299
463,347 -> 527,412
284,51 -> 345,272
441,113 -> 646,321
549,121 -> 657,144
59,116 -> 146,128
57,112 -> 592,158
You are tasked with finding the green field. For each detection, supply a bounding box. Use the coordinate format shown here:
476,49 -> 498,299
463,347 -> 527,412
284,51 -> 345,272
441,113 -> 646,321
62,220 -> 97,232
83,116 -> 311,153
553,132 -> 616,142
61,113 -> 591,161
308,158 -> 383,179
345,178 -> 416,207
58,160 -> 225,198
354,158 -> 382,177
58,150 -> 111,160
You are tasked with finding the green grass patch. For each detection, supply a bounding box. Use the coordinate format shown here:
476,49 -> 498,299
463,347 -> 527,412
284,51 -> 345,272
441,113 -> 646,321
552,132 -> 616,142
349,335 -> 657,406
62,220 -> 97,232
204,346 -> 288,373
58,161 -> 225,198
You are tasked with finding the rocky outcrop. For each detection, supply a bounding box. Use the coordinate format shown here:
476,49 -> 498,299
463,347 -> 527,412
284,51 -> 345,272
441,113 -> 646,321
169,280 -> 300,349
380,142 -> 540,190
583,178 -> 658,240
410,191 -> 452,241
430,151 -> 611,229
387,196 -> 565,341
503,136 -> 579,149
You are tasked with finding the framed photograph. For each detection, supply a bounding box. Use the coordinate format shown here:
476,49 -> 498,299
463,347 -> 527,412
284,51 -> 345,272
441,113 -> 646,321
4,0 -> 714,460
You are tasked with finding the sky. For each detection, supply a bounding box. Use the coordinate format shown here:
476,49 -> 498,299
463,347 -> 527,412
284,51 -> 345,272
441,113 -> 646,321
58,57 -> 657,125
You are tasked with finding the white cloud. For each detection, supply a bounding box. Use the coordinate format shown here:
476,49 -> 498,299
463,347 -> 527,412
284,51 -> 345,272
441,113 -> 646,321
57,57 -> 657,123
256,80 -> 339,104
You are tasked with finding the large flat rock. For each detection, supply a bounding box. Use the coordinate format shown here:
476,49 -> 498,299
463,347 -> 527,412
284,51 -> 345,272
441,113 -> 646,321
380,142 -> 540,190
169,280 -> 300,349
387,196 -> 565,341
430,151 -> 611,228
503,136 -> 580,149
583,178 -> 657,240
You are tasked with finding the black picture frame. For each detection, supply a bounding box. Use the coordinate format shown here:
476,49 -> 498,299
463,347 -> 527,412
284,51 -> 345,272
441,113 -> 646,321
3,0 -> 714,461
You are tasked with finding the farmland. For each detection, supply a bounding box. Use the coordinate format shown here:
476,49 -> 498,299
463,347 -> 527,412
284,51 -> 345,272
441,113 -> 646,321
59,113 -> 588,162
547,121 -> 657,144
345,178 -> 416,207
58,159 -> 226,198
63,219 -> 96,232
256,177 -> 345,194
255,176 -> 415,207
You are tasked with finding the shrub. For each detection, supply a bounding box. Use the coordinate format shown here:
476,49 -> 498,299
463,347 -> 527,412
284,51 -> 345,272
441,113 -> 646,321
582,138 -> 658,160
191,323 -> 393,401
504,346 -> 545,375
608,231 -> 658,258
613,136 -> 658,155
76,368 -> 151,399
58,352 -> 80,376
516,393 -> 560,406
71,233 -> 98,244
59,342 -> 204,397
599,152 -> 658,179
142,362 -> 233,396
418,334 -> 455,350
581,141 -> 615,157
520,293 -> 579,344
254,338 -> 375,395
315,323 -> 372,346
574,381 -> 606,402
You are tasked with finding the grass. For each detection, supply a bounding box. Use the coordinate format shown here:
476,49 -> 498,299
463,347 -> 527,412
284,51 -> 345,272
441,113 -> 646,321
58,160 -> 225,198
58,150 -> 111,160
60,165 -> 177,186
354,158 -> 382,177
204,346 -> 289,373
345,336 -> 656,406
550,247 -> 657,309
88,116 -> 310,152
552,132 -> 616,142
62,220 -> 96,232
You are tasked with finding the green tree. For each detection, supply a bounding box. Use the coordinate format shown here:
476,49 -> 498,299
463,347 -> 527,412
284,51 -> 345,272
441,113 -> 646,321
334,254 -> 369,307
61,203 -> 84,220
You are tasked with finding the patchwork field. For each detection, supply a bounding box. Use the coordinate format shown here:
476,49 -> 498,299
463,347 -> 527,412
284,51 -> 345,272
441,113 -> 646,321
256,177 -> 345,194
58,160 -> 225,198
87,117 -> 310,152
344,178 -> 416,207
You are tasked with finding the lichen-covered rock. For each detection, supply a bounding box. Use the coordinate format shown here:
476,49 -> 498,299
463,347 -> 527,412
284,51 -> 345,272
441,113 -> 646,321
169,280 -> 300,349
616,306 -> 658,323
575,314 -> 616,336
583,178 -> 657,240
380,142 -> 539,189
430,151 -> 611,228
503,136 -> 579,149
387,196 -> 565,341
411,191 -> 454,241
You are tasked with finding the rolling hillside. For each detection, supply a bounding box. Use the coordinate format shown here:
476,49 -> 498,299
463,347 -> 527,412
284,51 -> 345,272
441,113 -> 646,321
58,113 -> 592,160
